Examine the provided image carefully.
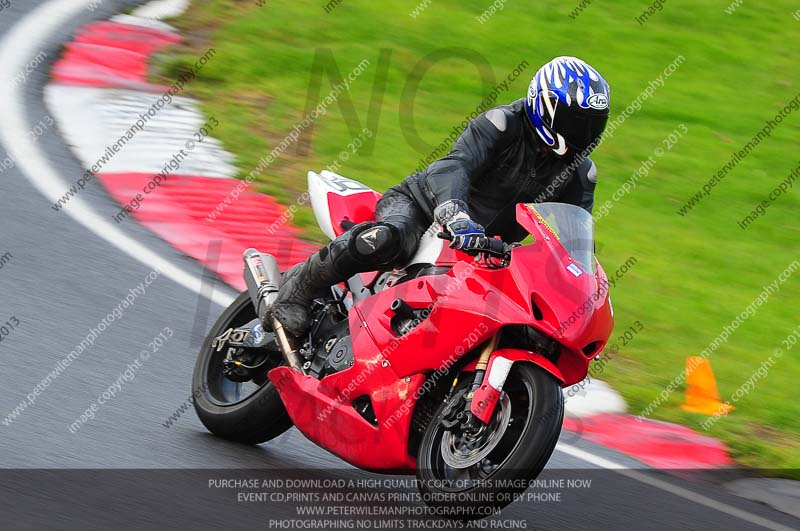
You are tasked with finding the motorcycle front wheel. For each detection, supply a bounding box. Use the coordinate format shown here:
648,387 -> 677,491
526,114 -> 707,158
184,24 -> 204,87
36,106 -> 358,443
416,363 -> 563,519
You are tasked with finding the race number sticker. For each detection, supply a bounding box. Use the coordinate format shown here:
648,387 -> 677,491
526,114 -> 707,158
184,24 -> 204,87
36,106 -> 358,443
318,172 -> 371,194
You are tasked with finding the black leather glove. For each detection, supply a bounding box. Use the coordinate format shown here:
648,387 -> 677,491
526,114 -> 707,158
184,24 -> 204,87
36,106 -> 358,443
434,200 -> 485,251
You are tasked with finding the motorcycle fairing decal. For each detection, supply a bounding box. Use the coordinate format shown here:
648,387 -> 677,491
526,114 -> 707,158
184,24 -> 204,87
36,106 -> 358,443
525,204 -> 560,241
566,262 -> 583,277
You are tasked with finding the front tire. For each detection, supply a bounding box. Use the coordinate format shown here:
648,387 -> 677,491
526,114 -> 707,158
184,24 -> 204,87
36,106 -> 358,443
192,291 -> 293,444
416,363 -> 563,519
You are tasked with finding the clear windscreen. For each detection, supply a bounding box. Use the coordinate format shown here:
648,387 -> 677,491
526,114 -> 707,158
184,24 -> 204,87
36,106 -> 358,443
526,203 -> 595,273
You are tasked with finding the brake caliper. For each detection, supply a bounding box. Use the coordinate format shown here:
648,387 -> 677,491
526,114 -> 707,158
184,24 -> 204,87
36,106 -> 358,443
440,390 -> 467,430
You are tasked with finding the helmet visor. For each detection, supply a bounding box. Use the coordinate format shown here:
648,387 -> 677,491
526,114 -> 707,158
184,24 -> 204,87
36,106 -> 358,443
550,99 -> 609,153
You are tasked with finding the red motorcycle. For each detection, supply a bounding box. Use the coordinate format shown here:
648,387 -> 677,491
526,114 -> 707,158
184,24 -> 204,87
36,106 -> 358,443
193,170 -> 614,517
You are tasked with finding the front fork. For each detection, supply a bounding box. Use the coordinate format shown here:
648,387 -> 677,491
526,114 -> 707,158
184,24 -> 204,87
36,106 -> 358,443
441,333 -> 504,433
466,333 -> 501,418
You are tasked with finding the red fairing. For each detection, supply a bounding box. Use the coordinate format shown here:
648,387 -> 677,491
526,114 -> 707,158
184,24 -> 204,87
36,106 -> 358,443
270,201 -> 614,471
269,302 -> 425,471
328,190 -> 382,237
269,368 -> 424,471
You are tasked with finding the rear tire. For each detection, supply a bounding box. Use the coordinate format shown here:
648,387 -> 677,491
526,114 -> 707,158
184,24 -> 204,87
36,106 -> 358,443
192,291 -> 293,445
416,363 -> 563,519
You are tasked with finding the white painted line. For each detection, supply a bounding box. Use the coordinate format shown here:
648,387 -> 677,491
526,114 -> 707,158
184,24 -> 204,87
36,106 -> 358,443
46,85 -> 237,178
132,0 -> 190,20
110,14 -> 176,32
0,0 -> 235,309
557,443 -> 797,531
555,443 -> 628,469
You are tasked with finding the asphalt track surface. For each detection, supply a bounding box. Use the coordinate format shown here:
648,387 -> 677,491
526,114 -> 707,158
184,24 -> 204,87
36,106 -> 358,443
0,1 -> 798,529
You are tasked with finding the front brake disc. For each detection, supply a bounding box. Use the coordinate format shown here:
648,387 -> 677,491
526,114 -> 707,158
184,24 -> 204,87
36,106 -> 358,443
440,393 -> 511,469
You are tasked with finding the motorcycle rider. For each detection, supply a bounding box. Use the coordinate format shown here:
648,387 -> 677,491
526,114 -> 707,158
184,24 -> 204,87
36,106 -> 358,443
272,56 -> 611,337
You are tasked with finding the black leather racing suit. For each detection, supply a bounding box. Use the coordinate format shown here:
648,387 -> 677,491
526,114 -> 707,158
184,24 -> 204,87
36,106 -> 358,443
376,98 -> 598,265
271,98 -> 599,336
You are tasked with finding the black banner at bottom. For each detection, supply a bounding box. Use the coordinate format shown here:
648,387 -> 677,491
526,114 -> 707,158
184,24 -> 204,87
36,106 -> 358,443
0,468 -> 797,530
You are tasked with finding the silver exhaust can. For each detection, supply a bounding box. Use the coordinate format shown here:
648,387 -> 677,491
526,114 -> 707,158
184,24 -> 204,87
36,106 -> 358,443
242,248 -> 281,323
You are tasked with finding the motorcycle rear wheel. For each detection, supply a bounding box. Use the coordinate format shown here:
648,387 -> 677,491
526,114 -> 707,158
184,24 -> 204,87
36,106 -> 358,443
416,363 -> 563,519
192,291 -> 292,444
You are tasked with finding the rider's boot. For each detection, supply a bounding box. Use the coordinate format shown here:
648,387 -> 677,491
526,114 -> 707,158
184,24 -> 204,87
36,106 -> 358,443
272,222 -> 397,337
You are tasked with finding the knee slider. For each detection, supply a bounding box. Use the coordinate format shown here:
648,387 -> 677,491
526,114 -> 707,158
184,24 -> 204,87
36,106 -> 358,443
350,222 -> 402,265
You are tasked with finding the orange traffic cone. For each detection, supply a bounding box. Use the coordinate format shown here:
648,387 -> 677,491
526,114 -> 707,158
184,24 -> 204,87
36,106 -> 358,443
681,356 -> 735,416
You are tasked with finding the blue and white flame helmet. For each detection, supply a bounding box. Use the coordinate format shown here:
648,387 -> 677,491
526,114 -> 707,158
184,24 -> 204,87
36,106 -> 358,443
524,56 -> 610,156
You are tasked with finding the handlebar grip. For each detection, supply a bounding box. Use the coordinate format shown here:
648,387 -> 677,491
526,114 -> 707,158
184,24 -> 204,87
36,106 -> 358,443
438,231 -> 509,259
483,236 -> 507,256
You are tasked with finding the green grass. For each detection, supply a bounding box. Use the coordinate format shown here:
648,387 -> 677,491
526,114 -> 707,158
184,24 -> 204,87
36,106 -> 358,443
157,0 -> 800,473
